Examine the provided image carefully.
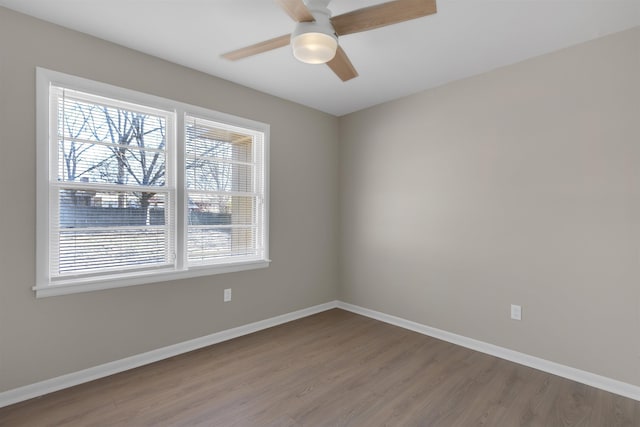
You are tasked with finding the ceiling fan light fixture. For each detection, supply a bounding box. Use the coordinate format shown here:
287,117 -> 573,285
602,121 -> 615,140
291,22 -> 337,64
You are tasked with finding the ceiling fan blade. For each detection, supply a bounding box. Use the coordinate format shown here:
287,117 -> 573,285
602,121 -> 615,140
331,0 -> 437,36
221,34 -> 291,61
327,46 -> 358,82
275,0 -> 314,22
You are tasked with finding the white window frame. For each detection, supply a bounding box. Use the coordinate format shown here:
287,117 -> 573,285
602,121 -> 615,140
35,68 -> 270,298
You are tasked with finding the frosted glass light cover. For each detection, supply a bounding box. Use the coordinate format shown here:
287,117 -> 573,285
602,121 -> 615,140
292,32 -> 338,64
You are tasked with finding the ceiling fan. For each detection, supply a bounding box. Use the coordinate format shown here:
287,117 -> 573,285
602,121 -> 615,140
222,0 -> 437,81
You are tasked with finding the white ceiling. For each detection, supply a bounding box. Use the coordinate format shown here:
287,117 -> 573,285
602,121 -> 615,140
1,0 -> 638,116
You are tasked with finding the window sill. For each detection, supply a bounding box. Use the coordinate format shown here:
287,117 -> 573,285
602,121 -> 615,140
33,259 -> 271,298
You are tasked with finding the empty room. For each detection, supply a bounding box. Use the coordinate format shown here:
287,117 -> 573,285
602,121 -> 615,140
0,0 -> 639,425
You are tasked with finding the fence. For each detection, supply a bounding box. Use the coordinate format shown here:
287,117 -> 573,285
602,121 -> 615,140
60,206 -> 231,227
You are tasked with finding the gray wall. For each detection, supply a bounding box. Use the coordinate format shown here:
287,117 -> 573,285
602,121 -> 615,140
339,27 -> 640,386
0,7 -> 339,392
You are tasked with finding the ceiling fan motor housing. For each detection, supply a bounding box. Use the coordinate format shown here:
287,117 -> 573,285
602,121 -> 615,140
291,0 -> 338,64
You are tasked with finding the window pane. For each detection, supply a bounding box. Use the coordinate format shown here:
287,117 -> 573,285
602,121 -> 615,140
58,142 -> 166,186
58,189 -> 167,227
185,125 -> 253,163
188,194 -> 232,225
187,226 -> 258,263
57,228 -> 169,275
59,96 -> 166,151
185,133 -> 233,160
185,115 -> 263,267
186,193 -> 257,263
188,194 -> 254,225
57,94 -> 166,188
54,189 -> 170,275
186,160 -> 253,193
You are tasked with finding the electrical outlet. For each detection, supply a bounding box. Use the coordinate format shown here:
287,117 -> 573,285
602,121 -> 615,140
510,304 -> 522,321
224,288 -> 232,302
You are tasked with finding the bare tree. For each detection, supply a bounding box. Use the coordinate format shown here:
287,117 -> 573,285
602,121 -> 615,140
100,108 -> 166,210
60,102 -> 115,206
58,98 -> 167,230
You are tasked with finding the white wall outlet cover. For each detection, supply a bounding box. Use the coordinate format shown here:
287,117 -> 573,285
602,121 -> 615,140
224,288 -> 232,302
511,304 -> 522,320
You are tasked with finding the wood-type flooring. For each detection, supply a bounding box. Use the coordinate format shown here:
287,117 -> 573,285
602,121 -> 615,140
1,309 -> 638,426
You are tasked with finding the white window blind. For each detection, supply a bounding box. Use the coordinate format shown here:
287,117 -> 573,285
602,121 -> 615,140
185,116 -> 266,265
50,87 -> 175,279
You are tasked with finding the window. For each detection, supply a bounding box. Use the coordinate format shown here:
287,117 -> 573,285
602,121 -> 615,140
36,68 -> 269,297
185,117 -> 267,265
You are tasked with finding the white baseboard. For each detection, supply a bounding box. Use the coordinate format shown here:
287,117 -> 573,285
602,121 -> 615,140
3,299 -> 639,409
336,301 -> 640,402
0,300 -> 339,409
